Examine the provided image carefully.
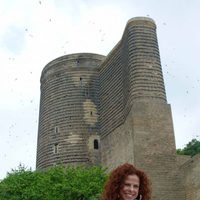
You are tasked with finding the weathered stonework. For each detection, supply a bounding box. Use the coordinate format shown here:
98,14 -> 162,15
178,154 -> 200,200
36,53 -> 104,169
36,17 -> 200,200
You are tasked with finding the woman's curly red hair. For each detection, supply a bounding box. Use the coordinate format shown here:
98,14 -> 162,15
101,163 -> 151,200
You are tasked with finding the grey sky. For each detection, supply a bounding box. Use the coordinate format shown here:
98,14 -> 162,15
0,0 -> 200,179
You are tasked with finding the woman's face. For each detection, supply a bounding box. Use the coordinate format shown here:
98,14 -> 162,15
119,174 -> 140,200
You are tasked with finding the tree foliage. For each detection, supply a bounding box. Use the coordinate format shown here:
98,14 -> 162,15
177,138 -> 200,156
0,164 -> 107,200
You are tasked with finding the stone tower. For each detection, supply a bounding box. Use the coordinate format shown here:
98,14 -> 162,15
99,17 -> 184,200
36,53 -> 105,169
36,17 -> 200,200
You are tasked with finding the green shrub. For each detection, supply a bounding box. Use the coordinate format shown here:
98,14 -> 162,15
0,164 -> 107,200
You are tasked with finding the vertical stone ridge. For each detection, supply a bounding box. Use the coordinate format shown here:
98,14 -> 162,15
126,17 -> 167,102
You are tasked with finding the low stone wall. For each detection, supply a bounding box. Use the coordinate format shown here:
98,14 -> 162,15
179,154 -> 200,200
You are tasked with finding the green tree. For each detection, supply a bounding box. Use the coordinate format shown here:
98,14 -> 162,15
0,164 -> 107,200
177,138 -> 200,156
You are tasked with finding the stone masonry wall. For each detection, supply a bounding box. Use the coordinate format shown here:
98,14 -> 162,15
99,43 -> 126,138
100,17 -> 185,200
131,102 -> 184,200
36,53 -> 105,169
124,18 -> 167,103
179,154 -> 200,200
101,109 -> 134,170
99,17 -> 167,139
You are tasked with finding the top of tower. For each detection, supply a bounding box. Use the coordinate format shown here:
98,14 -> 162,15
41,53 -> 105,82
126,16 -> 156,28
128,16 -> 155,23
43,53 -> 105,70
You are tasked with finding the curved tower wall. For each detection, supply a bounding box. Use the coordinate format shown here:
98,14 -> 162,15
126,17 -> 166,102
36,53 -> 105,169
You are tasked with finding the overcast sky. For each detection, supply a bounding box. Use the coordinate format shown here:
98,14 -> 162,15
0,0 -> 200,179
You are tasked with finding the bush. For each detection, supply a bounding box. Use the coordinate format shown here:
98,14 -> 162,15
0,164 -> 108,200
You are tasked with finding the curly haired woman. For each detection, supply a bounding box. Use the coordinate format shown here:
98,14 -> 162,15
101,163 -> 151,200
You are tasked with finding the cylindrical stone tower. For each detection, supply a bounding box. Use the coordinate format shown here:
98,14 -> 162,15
36,53 -> 105,169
